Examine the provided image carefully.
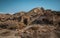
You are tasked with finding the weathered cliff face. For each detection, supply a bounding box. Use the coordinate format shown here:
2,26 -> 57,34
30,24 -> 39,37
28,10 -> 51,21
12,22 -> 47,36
0,7 -> 60,38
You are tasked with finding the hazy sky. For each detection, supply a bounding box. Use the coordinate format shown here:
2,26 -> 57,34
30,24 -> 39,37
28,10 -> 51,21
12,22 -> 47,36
0,0 -> 60,14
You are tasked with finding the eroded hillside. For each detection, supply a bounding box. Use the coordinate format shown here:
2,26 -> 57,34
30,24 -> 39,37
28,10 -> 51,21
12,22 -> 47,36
0,7 -> 60,38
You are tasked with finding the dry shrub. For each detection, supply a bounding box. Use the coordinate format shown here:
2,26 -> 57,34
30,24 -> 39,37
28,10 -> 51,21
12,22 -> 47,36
17,25 -> 58,38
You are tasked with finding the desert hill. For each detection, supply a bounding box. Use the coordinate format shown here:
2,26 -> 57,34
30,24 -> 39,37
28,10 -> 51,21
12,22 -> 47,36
0,7 -> 60,38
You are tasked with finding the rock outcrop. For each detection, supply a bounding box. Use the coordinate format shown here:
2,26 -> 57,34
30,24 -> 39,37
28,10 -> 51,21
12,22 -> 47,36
0,7 -> 60,38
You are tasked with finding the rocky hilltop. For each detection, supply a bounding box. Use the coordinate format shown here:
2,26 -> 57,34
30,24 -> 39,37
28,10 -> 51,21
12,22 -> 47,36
0,7 -> 60,38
